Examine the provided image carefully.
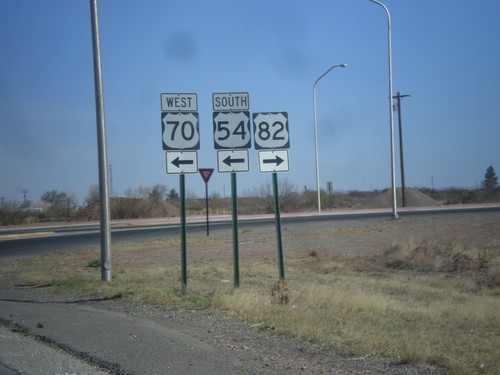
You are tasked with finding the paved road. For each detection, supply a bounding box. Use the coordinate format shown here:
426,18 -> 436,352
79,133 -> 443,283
0,285 -> 241,374
0,325 -> 109,374
1,204 -> 499,260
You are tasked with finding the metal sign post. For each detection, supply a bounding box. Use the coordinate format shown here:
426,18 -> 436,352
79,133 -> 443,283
199,168 -> 214,236
179,174 -> 187,294
253,112 -> 290,281
272,173 -> 285,280
231,172 -> 240,288
212,92 -> 250,288
160,93 -> 199,294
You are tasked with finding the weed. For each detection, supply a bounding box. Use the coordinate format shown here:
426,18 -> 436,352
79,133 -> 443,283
87,259 -> 101,268
271,280 -> 290,305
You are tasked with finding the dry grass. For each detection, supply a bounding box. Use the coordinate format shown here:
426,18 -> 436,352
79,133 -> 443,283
214,251 -> 500,374
6,213 -> 500,375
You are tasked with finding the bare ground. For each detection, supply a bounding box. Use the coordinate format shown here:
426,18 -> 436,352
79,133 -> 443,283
1,209 -> 499,374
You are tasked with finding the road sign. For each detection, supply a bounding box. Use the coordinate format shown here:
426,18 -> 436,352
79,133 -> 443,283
166,151 -> 198,174
213,111 -> 251,149
217,150 -> 249,173
213,92 -> 249,111
199,168 -> 214,184
252,112 -> 290,149
161,112 -> 200,150
258,150 -> 289,173
161,93 -> 197,112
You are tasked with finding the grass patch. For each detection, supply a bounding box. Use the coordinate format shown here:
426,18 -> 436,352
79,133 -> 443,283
87,258 -> 101,268
5,218 -> 500,375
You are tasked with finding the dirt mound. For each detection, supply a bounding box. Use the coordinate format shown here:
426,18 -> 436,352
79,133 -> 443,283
362,188 -> 440,209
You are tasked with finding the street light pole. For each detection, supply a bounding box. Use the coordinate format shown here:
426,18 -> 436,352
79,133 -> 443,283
393,92 -> 411,207
313,63 -> 347,212
369,0 -> 398,219
90,0 -> 112,281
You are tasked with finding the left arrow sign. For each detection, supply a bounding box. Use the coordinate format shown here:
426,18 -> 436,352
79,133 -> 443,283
217,150 -> 249,173
223,156 -> 245,166
166,151 -> 198,174
172,157 -> 194,168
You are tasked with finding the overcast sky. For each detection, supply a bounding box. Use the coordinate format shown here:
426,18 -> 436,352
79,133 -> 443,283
1,0 -> 499,204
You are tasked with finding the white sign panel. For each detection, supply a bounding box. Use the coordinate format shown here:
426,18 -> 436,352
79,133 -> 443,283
252,112 -> 290,150
213,111 -> 251,149
166,151 -> 198,174
160,93 -> 197,112
217,150 -> 249,173
161,112 -> 200,150
258,150 -> 289,173
212,92 -> 249,111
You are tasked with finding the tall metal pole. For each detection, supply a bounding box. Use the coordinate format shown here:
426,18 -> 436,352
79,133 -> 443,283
204,182 -> 209,236
313,63 -> 347,212
393,92 -> 411,207
90,0 -> 112,281
231,173 -> 240,288
369,0 -> 398,219
272,173 -> 285,280
180,174 -> 187,294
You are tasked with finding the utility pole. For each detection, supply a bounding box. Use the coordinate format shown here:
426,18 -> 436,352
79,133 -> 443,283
392,92 -> 411,207
21,189 -> 28,206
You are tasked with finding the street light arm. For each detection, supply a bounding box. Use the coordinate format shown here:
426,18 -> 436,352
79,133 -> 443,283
369,0 -> 391,22
312,63 -> 347,212
369,0 -> 398,219
313,64 -> 348,89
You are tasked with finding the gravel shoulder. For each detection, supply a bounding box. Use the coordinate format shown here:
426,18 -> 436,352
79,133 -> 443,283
0,283 -> 446,375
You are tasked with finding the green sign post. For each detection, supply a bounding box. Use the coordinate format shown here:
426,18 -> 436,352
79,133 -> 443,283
253,112 -> 290,280
213,92 -> 251,288
161,93 -> 199,294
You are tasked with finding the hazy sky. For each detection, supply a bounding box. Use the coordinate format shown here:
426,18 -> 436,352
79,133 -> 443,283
1,0 -> 499,204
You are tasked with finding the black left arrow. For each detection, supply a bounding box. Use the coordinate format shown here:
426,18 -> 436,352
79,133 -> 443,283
223,156 -> 245,166
263,155 -> 284,166
172,157 -> 194,168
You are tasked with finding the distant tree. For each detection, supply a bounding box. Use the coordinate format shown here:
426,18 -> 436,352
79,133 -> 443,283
209,191 -> 222,200
41,190 -> 69,208
149,184 -> 167,202
85,184 -> 100,206
244,178 -> 299,213
482,166 -> 498,190
124,186 -> 146,199
0,198 -> 29,225
137,185 -> 150,200
40,190 -> 77,219
167,188 -> 179,201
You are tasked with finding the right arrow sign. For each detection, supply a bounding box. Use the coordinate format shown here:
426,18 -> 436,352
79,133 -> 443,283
258,150 -> 289,173
263,155 -> 284,166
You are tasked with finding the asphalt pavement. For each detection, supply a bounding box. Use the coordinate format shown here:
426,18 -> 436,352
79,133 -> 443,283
0,285 -> 240,374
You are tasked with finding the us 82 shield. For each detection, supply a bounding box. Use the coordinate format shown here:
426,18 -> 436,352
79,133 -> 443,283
161,112 -> 200,150
213,111 -> 251,149
252,112 -> 289,150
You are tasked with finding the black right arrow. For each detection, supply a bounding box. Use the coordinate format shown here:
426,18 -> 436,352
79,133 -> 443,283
263,155 -> 284,166
223,156 -> 245,166
172,157 -> 194,168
